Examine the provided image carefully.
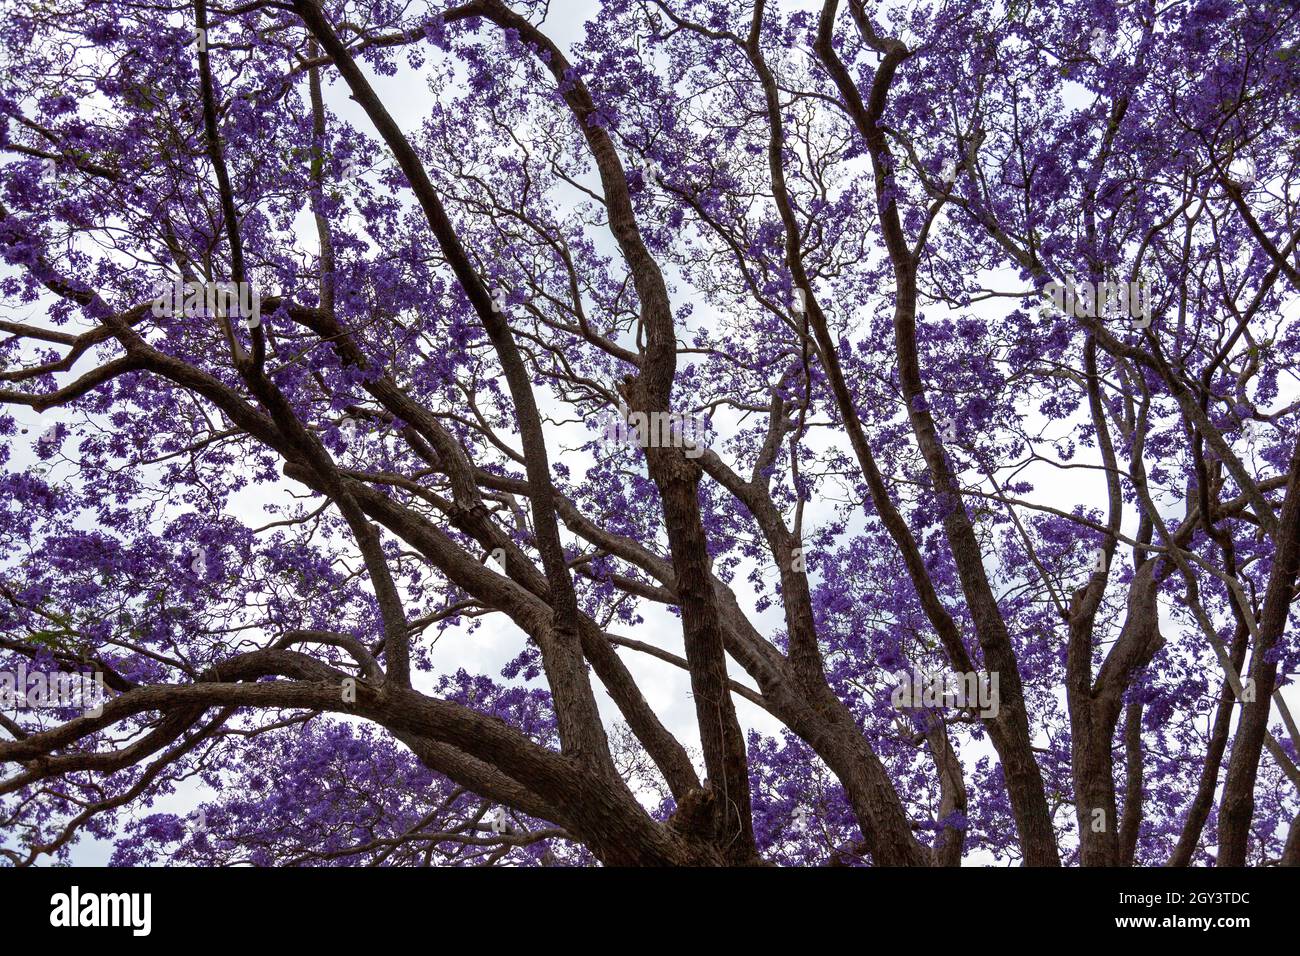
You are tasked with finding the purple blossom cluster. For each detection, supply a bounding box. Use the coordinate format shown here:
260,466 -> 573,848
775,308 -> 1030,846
0,0 -> 1296,868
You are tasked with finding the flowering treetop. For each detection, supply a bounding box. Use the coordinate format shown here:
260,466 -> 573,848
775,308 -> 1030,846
0,0 -> 1297,867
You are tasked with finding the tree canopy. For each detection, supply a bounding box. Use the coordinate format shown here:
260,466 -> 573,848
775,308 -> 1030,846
1,0 -> 1298,867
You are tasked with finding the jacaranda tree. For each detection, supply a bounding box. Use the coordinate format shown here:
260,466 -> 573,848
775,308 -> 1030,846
1,0 -> 1297,867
